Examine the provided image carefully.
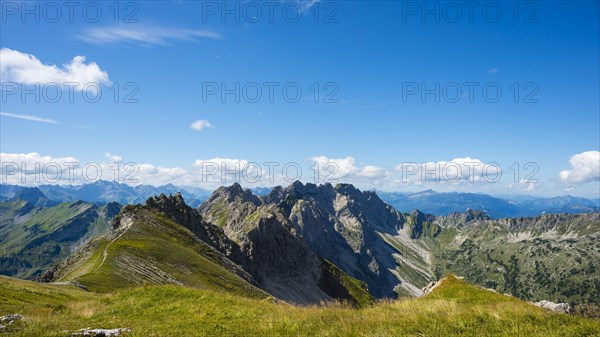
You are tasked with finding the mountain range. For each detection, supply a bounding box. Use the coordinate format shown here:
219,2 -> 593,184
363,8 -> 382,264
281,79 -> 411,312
0,181 -> 212,208
378,190 -> 600,218
3,181 -> 597,219
0,181 -> 598,322
0,182 -> 583,316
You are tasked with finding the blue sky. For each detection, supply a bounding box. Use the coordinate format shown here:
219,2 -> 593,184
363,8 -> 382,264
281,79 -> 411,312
1,0 -> 599,197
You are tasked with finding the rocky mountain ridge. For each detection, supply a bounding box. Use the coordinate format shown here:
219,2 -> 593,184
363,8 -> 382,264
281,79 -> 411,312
42,191 -> 373,306
200,182 -> 600,304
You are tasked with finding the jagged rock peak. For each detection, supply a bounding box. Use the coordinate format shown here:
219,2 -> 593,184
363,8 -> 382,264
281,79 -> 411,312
289,180 -> 321,194
146,192 -> 187,210
410,209 -> 429,220
446,209 -> 490,222
334,182 -> 361,195
209,183 -> 261,206
464,209 -> 491,221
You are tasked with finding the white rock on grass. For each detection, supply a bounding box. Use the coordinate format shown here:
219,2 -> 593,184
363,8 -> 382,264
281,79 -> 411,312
533,300 -> 572,314
0,314 -> 23,323
71,327 -> 132,337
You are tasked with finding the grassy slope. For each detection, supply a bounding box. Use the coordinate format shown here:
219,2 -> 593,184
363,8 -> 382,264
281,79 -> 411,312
58,207 -> 266,299
0,275 -> 598,336
1,202 -> 94,253
0,201 -> 112,279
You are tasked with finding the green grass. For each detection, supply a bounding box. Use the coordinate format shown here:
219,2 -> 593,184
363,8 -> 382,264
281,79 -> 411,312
0,275 -> 598,336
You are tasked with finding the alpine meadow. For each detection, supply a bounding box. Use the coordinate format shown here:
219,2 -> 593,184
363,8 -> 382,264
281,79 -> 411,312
1,1 -> 599,336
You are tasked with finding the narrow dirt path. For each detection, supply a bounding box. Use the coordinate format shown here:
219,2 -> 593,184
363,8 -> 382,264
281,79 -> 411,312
90,228 -> 129,274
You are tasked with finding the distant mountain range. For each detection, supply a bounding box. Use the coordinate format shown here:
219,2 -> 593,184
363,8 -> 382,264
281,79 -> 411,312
1,181 -> 598,220
0,181 -> 212,208
377,190 -> 600,218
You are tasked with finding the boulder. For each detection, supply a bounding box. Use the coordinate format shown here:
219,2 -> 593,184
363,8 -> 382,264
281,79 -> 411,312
71,327 -> 132,337
0,314 -> 23,324
534,300 -> 572,314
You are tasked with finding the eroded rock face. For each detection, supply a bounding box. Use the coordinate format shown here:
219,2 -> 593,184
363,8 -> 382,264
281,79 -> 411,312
198,182 -> 436,299
265,182 -> 410,298
238,214 -> 335,303
196,184 -> 376,304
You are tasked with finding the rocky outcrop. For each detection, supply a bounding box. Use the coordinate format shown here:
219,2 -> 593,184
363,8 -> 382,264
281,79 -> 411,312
0,314 -> 23,331
238,213 -> 335,303
264,182 -> 408,298
533,300 -> 572,314
70,327 -> 132,336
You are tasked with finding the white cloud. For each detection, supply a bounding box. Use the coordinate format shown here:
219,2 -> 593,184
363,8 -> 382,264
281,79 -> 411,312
192,158 -> 263,185
190,119 -> 214,131
3,152 -> 569,196
395,157 -> 502,184
0,152 -> 79,168
0,112 -> 60,125
1,152 -> 80,185
134,164 -> 190,186
559,151 -> 600,186
0,152 -> 192,187
78,25 -> 222,46
0,48 -> 111,88
104,152 -> 123,162
487,68 -> 499,74
310,156 -> 389,181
